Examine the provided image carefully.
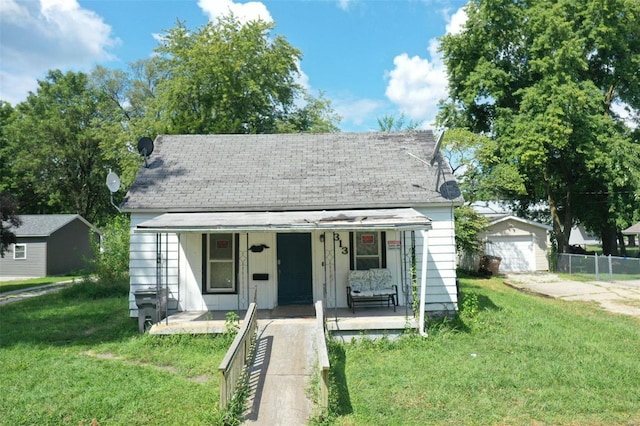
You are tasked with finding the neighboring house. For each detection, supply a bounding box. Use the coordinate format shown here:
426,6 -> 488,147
622,222 -> 640,247
121,132 -> 463,319
463,202 -> 551,272
569,225 -> 600,247
0,214 -> 101,278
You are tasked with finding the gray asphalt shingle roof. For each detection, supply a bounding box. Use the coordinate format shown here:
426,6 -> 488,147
121,131 -> 463,212
7,214 -> 99,237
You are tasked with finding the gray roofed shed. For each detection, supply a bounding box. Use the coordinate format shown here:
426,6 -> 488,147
622,222 -> 640,236
1,214 -> 101,279
8,214 -> 101,237
121,131 -> 463,213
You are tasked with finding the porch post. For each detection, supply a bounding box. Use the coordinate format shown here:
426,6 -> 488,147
419,230 -> 428,337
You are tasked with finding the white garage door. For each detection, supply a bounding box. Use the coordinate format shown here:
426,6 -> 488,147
485,235 -> 535,272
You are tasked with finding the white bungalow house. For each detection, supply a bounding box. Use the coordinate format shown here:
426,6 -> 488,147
121,132 -> 463,324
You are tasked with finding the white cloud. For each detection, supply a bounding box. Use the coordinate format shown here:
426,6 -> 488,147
445,7 -> 467,35
384,6 -> 467,127
296,62 -> 310,91
0,0 -> 118,105
337,0 -> 352,11
198,0 -> 273,24
332,96 -> 386,129
385,40 -> 448,126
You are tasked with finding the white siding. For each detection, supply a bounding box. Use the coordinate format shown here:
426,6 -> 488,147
415,206 -> 459,315
129,213 -> 179,317
129,207 -> 459,317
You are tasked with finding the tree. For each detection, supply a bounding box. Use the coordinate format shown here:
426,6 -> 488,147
441,128 -> 526,204
3,70 -> 131,224
376,113 -> 419,132
439,0 -> 640,254
0,101 -> 15,194
148,16 -> 339,134
0,193 -> 21,258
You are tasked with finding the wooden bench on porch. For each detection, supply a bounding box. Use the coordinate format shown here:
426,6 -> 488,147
346,269 -> 398,313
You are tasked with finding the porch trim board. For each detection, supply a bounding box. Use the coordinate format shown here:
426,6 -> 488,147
132,208 -> 432,233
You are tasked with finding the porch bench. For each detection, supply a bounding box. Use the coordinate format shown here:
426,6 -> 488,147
346,269 -> 398,313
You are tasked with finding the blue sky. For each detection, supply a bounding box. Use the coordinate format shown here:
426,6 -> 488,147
1,0 -> 468,131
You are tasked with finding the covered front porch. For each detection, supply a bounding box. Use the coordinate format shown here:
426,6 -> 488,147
131,207 -> 439,336
149,304 -> 418,340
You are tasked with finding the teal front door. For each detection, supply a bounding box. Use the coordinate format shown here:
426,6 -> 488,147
277,233 -> 313,305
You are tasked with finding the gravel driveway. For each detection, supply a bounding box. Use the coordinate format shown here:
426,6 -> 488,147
504,272 -> 640,317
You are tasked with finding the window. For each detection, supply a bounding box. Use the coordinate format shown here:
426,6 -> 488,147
351,231 -> 386,270
13,244 -> 26,260
203,234 -> 238,293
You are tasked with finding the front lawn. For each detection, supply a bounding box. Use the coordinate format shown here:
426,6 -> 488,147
0,280 -> 234,425
322,274 -> 640,425
0,275 -> 82,294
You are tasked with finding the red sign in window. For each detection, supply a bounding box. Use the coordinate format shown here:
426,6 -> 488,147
361,234 -> 375,244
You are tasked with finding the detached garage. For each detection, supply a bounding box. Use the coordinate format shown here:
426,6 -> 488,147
0,214 -> 102,279
482,216 -> 551,272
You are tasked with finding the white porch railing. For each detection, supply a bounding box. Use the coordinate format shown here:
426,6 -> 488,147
218,302 -> 258,409
315,300 -> 330,411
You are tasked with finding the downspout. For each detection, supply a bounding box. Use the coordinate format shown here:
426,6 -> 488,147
419,229 -> 428,337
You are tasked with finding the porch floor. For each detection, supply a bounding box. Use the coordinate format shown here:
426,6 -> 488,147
149,304 -> 417,337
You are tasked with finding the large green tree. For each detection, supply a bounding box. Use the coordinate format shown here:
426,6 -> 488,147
3,70 -> 131,224
147,16 -> 339,134
439,0 -> 640,254
0,193 -> 22,258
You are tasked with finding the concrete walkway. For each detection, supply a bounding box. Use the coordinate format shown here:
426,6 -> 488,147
243,318 -> 317,426
504,273 -> 640,317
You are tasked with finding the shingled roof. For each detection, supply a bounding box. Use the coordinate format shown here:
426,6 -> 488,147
121,131 -> 463,213
7,215 -> 101,237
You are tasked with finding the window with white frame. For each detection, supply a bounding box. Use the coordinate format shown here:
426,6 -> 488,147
13,244 -> 26,260
205,234 -> 237,293
352,231 -> 385,270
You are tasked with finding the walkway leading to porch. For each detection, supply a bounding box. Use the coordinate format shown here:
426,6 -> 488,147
243,317 -> 316,425
148,305 -> 417,424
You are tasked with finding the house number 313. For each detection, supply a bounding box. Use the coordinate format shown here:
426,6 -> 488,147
333,233 -> 349,255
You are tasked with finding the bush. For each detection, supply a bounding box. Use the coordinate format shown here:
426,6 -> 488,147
89,215 -> 130,283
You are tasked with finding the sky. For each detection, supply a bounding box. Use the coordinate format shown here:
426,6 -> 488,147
0,0 -> 468,132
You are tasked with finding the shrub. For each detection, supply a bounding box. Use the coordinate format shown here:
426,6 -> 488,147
88,215 -> 130,284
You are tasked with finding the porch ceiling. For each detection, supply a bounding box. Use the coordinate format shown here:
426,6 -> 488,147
134,208 -> 432,233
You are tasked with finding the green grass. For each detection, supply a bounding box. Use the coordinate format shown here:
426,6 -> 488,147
585,246 -> 640,257
0,275 -> 82,294
0,280 -> 235,425
321,274 -> 640,425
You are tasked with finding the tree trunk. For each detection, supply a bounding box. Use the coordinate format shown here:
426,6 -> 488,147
617,232 -> 627,256
600,225 -> 618,256
548,182 -> 572,253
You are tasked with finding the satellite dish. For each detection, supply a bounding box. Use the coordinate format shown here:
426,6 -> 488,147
106,171 -> 121,193
137,137 -> 154,168
137,137 -> 154,157
430,131 -> 445,166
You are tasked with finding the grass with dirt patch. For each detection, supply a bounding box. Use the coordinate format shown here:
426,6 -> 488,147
0,275 -> 82,293
0,279 -> 236,425
319,274 -> 640,425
